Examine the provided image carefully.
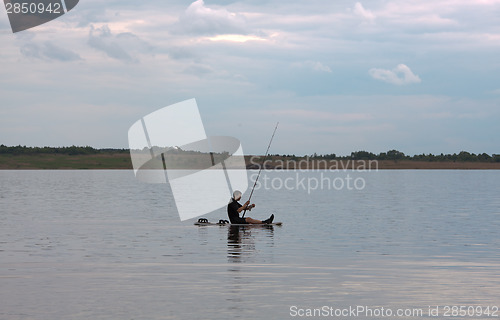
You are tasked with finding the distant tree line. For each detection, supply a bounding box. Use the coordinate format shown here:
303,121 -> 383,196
276,150 -> 500,162
0,145 -> 128,155
1,145 -> 499,162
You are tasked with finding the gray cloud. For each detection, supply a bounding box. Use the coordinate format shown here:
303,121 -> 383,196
76,9 -> 111,28
42,42 -> 83,61
0,17 -> 10,31
184,63 -> 214,75
167,46 -> 199,60
116,32 -> 154,54
87,25 -> 153,63
20,41 -> 82,62
88,25 -> 134,62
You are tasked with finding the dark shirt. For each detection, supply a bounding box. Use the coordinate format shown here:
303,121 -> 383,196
227,199 -> 247,224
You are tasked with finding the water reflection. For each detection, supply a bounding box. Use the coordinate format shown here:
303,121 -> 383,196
227,225 -> 275,263
225,225 -> 277,313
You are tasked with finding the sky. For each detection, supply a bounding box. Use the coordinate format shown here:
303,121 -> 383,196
1,0 -> 499,156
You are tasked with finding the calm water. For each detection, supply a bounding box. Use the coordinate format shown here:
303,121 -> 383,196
0,170 -> 499,320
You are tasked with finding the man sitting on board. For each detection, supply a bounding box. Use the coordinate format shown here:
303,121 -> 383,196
227,190 -> 274,224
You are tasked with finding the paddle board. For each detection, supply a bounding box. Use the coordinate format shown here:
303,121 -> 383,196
194,219 -> 282,226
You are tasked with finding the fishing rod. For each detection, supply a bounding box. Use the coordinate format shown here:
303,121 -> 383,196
242,122 -> 279,217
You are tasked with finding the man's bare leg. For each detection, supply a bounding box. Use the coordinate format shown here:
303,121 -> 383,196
245,217 -> 263,224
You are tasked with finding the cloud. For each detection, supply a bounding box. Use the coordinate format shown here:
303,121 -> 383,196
184,63 -> 214,75
207,34 -> 266,43
422,112 -> 453,119
353,2 -> 376,23
87,25 -> 153,63
166,46 -> 198,60
20,41 -> 82,62
176,0 -> 247,35
273,109 -> 372,122
292,60 -> 332,73
75,9 -> 111,28
377,2 -> 459,30
88,25 -> 134,62
369,64 -> 421,85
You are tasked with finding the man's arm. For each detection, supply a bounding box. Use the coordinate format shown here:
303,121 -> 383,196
237,201 -> 255,213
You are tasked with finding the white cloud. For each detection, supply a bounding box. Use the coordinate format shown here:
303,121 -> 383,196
292,60 -> 332,73
376,2 -> 459,30
421,112 -> 453,119
369,64 -> 421,85
273,109 -> 371,122
207,34 -> 266,43
176,0 -> 247,35
353,2 -> 376,23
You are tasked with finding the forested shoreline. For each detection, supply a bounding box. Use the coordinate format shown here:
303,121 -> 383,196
1,145 -> 499,162
0,145 -> 499,169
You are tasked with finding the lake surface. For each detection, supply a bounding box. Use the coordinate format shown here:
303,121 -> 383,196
1,170 -> 499,320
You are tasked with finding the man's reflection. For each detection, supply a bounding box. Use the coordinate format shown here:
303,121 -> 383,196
227,225 -> 275,263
